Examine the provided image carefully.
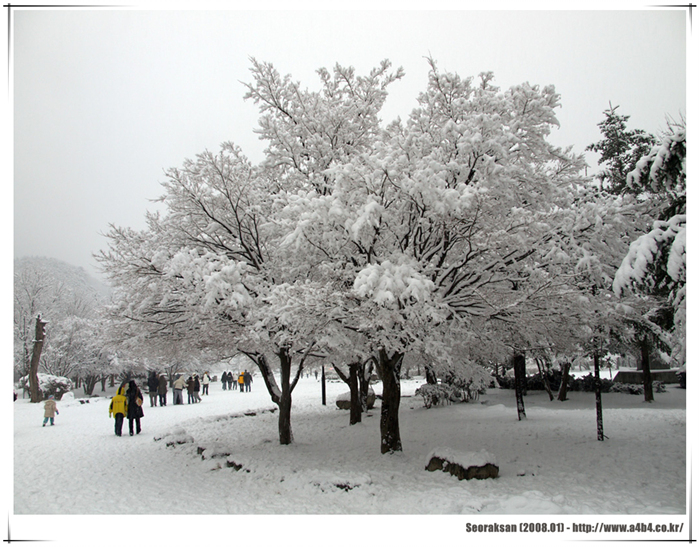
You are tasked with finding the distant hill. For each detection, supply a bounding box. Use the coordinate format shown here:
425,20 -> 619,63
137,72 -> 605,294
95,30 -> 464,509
14,256 -> 111,309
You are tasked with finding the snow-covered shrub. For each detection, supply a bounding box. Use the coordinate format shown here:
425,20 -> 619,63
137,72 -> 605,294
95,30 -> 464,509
610,383 -> 644,395
416,384 -> 452,408
18,373 -> 73,400
496,372 -> 620,393
415,382 -> 481,408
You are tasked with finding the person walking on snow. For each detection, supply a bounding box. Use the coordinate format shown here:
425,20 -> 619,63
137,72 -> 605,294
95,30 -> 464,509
193,374 -> 201,403
172,374 -> 187,405
244,370 -> 252,392
157,373 -> 168,406
227,371 -> 234,391
109,385 -> 128,436
42,395 -> 59,426
221,371 -> 227,391
147,371 -> 159,407
126,380 -> 144,436
238,372 -> 245,392
202,372 -> 210,395
186,375 -> 195,404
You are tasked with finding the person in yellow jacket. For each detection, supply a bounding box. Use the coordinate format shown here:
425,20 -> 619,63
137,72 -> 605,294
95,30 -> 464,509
237,372 -> 245,393
109,385 -> 128,437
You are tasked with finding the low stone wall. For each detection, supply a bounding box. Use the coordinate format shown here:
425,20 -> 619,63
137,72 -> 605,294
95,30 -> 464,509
613,370 -> 680,384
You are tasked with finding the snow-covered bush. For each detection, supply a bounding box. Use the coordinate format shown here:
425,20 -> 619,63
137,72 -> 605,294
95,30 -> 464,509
18,373 -> 73,400
416,384 -> 452,408
416,382 -> 482,408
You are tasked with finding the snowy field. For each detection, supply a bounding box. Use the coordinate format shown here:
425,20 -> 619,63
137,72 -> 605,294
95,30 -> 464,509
10,374 -> 690,546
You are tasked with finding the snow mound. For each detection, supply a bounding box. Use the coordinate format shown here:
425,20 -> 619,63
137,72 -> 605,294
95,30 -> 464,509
156,427 -> 195,446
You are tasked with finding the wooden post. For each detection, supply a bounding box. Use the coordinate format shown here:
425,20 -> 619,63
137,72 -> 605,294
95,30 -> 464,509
514,353 -> 527,421
321,364 -> 326,405
640,335 -> 654,403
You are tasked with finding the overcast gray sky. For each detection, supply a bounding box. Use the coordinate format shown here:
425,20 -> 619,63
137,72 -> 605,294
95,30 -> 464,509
11,5 -> 690,280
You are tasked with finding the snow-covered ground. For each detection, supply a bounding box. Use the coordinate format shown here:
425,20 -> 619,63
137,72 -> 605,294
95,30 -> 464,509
9,374 -> 691,546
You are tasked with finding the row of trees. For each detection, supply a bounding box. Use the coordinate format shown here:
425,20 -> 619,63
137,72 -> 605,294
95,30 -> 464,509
13,257 -> 214,399
94,58 -> 685,453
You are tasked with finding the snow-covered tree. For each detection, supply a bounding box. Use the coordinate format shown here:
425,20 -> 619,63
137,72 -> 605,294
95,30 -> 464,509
586,104 -> 655,195
268,59 -> 597,450
613,120 -> 686,366
97,141 -> 341,445
14,257 -> 109,396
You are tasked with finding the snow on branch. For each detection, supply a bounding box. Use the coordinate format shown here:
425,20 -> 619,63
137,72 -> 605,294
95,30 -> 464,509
613,214 -> 685,296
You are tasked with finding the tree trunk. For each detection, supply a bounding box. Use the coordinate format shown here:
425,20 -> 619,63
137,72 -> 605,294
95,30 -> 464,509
513,353 -> 527,420
83,375 -> 99,396
536,358 -> 554,401
425,363 -> 438,385
348,364 -> 361,425
557,362 -> 571,401
100,376 -> 107,392
376,348 -> 404,454
594,351 -> 605,441
359,358 -> 374,412
334,362 -> 362,425
640,336 -> 654,403
276,346 -> 295,445
241,344 -> 310,446
321,365 -> 326,405
28,315 -> 47,403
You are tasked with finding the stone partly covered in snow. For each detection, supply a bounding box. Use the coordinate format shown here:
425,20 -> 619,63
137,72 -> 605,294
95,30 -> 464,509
335,387 -> 376,410
425,447 -> 499,481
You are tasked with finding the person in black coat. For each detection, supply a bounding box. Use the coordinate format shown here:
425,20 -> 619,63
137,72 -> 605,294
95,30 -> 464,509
147,371 -> 159,407
125,380 -> 144,436
157,373 -> 168,406
193,374 -> 201,403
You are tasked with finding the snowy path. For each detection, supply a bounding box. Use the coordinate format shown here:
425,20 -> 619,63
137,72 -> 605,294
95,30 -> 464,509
14,376 -> 686,518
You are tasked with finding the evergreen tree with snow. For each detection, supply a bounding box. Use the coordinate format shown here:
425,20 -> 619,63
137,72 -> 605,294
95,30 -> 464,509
586,104 -> 655,195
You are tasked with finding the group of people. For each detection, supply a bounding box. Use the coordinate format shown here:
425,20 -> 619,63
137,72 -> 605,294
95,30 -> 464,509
108,379 -> 145,437
107,369 -> 253,437
170,372 -> 211,405
220,370 -> 253,392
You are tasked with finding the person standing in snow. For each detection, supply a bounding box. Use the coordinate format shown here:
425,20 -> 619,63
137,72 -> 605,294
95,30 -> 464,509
42,395 -> 59,426
238,372 -> 245,392
125,380 -> 144,436
193,374 -> 201,403
227,371 -> 234,391
109,385 -> 128,436
186,375 -> 195,404
172,374 -> 187,405
157,373 -> 168,406
221,371 -> 227,391
147,371 -> 159,407
202,372 -> 210,395
243,370 -> 252,392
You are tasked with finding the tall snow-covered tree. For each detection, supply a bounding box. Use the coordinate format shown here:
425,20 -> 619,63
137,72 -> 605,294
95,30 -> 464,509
270,59 -> 595,451
585,104 -> 655,195
614,119 -> 686,366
